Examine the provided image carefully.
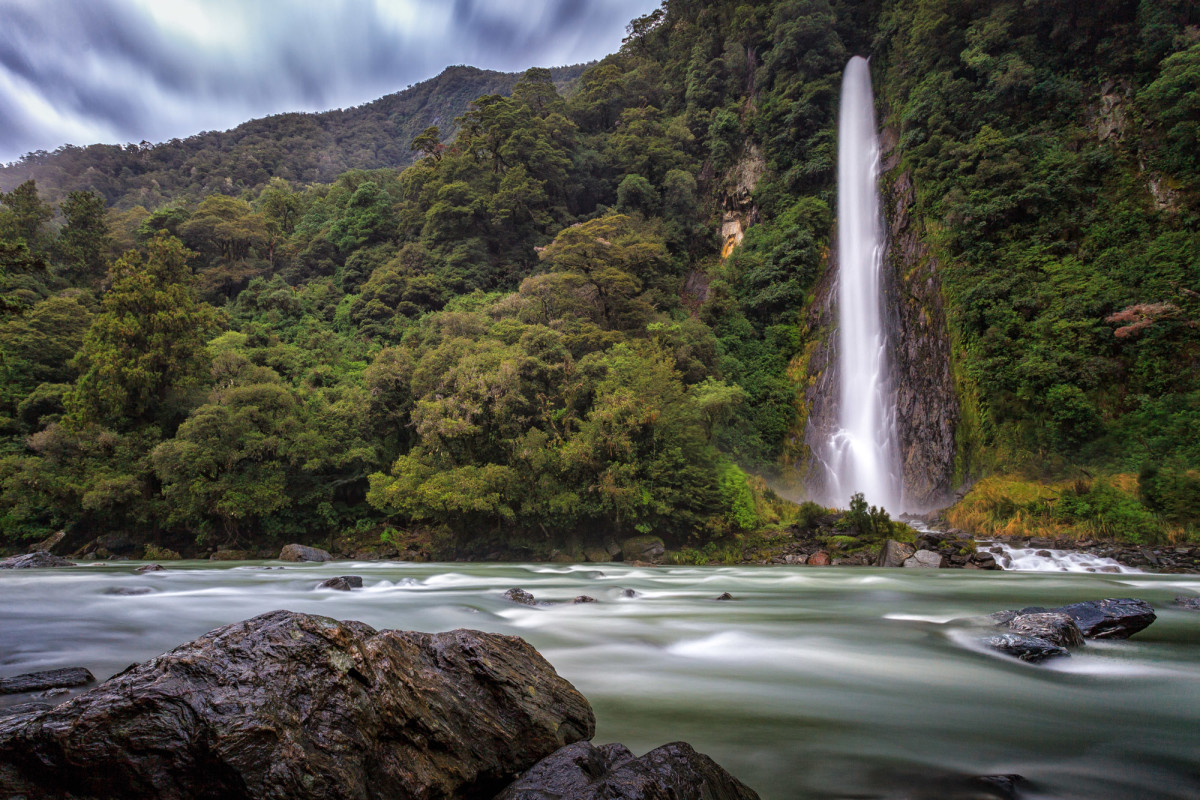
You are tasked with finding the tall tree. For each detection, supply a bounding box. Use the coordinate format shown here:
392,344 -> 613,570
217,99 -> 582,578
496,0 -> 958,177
69,234 -> 217,428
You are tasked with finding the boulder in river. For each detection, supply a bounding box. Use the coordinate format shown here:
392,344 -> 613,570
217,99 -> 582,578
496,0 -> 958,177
505,587 -> 539,606
573,595 -> 597,604
1052,598 -> 1156,639
494,740 -> 760,800
0,610 -> 594,800
1004,612 -> 1085,647
278,543 -> 333,562
983,633 -> 1070,663
877,539 -> 915,568
317,575 -> 362,591
1174,596 -> 1200,610
0,552 -> 75,569
0,668 -> 95,696
135,563 -> 165,573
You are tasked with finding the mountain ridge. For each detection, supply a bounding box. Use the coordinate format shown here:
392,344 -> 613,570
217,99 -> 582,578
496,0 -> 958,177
0,63 -> 590,209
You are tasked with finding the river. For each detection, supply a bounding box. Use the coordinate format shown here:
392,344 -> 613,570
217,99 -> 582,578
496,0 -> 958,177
2,561 -> 1199,799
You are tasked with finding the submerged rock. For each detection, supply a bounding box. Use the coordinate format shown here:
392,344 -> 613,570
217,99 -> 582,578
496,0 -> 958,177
1053,598 -> 1156,639
0,610 -> 594,800
0,552 -> 75,569
715,592 -> 734,601
494,740 -> 760,800
983,633 -> 1070,663
573,595 -> 597,604
278,543 -> 333,562
505,587 -> 539,606
0,668 -> 95,696
135,563 -> 165,573
317,575 -> 363,591
1174,596 -> 1200,610
1005,612 -> 1085,647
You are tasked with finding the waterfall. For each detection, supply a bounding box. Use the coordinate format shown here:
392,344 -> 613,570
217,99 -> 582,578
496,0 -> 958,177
824,56 -> 902,512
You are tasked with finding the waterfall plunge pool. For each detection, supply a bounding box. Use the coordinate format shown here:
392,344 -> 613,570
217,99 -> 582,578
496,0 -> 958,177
2,561 -> 1199,799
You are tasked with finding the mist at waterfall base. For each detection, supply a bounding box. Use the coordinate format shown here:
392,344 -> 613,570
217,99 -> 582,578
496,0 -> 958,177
819,55 -> 904,513
4,560 -> 1200,800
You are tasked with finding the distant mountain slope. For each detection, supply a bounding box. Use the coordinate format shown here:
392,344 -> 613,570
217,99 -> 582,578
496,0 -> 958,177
0,64 -> 588,209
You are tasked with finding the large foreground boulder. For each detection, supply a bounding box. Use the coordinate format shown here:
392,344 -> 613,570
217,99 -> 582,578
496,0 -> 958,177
0,610 -> 594,800
494,741 -> 760,800
0,552 -> 75,569
983,633 -> 1069,663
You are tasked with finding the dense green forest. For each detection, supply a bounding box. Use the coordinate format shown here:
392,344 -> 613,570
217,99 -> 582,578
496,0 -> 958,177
1,0 -> 1198,557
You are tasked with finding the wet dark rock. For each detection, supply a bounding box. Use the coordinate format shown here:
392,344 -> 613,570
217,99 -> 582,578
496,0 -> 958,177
573,596 -> 597,604
135,563 -> 165,573
317,576 -> 363,591
1052,598 -> 1156,640
0,552 -> 75,569
104,587 -> 154,596
988,607 -> 1047,625
1174,596 -> 1200,610
278,543 -> 333,562
620,589 -> 639,598
505,587 -> 538,606
0,703 -> 52,720
494,740 -> 760,800
0,668 -> 95,696
1005,612 -> 1085,647
715,592 -> 734,601
0,610 -> 593,800
983,633 -> 1070,663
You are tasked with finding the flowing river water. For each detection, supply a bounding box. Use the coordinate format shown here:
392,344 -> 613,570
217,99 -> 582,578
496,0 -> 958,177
2,561 -> 1199,799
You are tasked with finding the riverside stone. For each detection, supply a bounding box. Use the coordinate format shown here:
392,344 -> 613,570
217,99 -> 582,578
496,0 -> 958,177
876,539 -> 915,567
621,536 -> 665,562
0,668 -> 95,696
0,552 -> 75,569
903,550 -> 944,569
494,740 -> 760,800
278,543 -> 333,562
0,610 -> 594,800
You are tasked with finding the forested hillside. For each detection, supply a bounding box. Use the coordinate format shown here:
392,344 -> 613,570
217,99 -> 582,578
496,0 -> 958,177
1,0 -> 1197,558
0,65 -> 587,210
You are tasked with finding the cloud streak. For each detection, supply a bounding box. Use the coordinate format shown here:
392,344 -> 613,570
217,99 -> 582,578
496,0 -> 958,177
0,0 -> 659,163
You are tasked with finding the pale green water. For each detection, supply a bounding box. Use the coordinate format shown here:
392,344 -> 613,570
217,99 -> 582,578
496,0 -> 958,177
2,561 -> 1199,799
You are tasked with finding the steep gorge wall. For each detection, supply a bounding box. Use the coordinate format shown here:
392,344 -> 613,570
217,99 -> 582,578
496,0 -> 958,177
880,148 -> 960,510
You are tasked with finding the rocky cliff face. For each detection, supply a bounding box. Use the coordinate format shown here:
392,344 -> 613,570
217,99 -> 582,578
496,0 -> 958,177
880,158 -> 960,510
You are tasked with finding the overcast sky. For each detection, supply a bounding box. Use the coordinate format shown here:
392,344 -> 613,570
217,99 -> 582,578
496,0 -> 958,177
0,0 -> 660,164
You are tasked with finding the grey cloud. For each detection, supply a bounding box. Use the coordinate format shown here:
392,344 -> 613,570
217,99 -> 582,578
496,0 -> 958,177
0,0 -> 659,163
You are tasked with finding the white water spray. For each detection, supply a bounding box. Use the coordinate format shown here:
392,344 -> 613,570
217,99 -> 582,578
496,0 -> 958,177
826,56 -> 902,511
